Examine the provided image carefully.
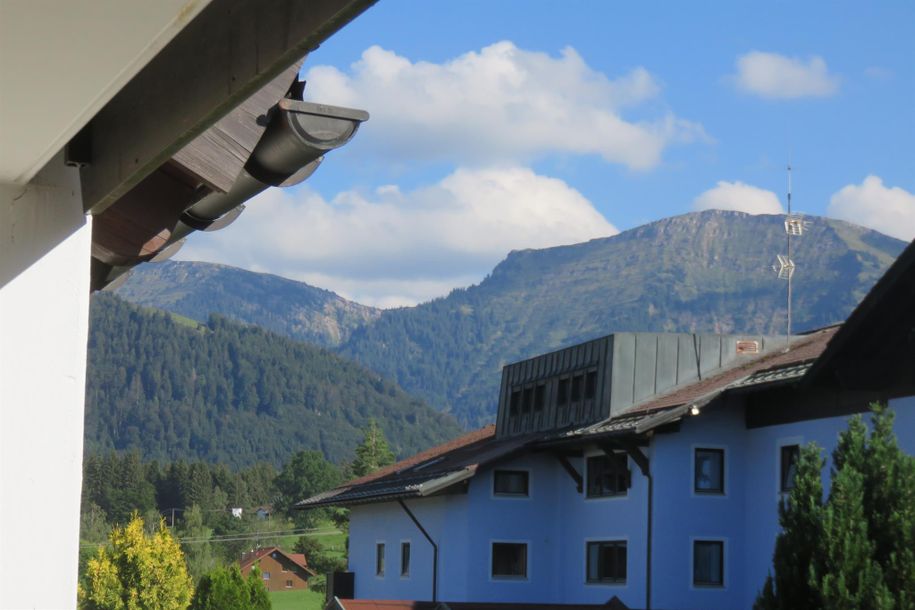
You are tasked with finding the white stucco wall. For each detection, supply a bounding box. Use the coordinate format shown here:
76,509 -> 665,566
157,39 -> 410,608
0,155 -> 91,609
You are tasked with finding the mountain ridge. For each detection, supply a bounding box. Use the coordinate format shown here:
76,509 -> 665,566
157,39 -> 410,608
116,260 -> 380,347
116,210 -> 907,427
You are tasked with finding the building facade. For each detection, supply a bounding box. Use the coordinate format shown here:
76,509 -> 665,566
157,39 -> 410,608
301,239 -> 915,610
240,546 -> 315,592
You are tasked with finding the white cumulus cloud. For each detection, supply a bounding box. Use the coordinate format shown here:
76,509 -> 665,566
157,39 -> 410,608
693,181 -> 784,215
828,176 -> 915,241
732,51 -> 840,99
304,42 -> 706,170
178,167 -> 617,307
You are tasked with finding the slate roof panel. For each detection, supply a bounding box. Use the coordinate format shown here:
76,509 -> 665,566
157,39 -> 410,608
620,326 -> 837,415
301,327 -> 840,509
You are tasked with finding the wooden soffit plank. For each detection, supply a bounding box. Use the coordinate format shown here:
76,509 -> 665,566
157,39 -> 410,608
81,0 -> 377,214
171,60 -> 303,192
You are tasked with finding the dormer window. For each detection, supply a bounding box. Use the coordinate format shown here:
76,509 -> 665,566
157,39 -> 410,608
557,378 -> 570,407
522,387 -> 534,414
585,370 -> 597,400
509,390 -> 521,416
571,374 -> 583,402
533,384 -> 546,411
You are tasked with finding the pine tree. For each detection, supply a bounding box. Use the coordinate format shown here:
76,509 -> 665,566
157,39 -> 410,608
755,443 -> 826,610
812,465 -> 892,609
859,406 -> 915,607
180,505 -> 219,582
757,404 -> 915,610
189,565 -> 269,610
351,419 -> 396,478
274,450 -> 342,527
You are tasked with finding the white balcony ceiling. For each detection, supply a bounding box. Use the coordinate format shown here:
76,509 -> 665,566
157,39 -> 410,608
0,0 -> 213,184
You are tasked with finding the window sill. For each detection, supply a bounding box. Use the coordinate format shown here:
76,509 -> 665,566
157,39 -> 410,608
584,494 -> 629,501
692,583 -> 725,589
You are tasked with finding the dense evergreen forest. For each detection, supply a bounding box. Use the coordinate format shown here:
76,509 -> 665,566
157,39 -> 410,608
85,294 -> 463,468
118,212 -> 905,428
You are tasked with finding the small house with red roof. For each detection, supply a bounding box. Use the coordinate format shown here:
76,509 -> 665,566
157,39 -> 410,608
240,546 -> 316,592
300,239 -> 915,610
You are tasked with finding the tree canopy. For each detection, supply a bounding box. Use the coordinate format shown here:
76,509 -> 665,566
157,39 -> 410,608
79,516 -> 193,610
351,419 -> 396,478
85,294 -> 463,468
756,405 -> 915,610
189,565 -> 269,610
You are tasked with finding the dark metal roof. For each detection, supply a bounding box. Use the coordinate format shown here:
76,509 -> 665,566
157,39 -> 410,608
299,328 -> 844,510
803,237 -> 915,391
297,427 -> 537,509
729,361 -> 812,389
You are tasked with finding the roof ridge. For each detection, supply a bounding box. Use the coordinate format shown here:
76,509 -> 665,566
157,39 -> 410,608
613,327 -> 838,417
341,424 -> 496,488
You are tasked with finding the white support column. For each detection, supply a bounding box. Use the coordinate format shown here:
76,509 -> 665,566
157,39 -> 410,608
0,154 -> 91,609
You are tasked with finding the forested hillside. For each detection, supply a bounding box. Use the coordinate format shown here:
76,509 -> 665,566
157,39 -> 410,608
117,261 -> 380,347
85,294 -> 462,467
339,211 -> 905,425
111,211 -> 906,428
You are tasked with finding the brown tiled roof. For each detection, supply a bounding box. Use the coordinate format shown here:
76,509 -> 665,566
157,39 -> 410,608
240,546 -> 310,572
346,425 -> 496,488
333,601 -> 621,610
302,328 -> 842,509
297,426 -> 539,509
622,326 -> 838,415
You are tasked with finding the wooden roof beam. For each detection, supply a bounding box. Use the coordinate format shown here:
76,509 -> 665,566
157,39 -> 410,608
79,0 -> 377,214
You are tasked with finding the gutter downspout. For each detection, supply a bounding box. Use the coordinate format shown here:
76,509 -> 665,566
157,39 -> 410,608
646,467 -> 653,610
620,442 -> 653,610
398,499 -> 438,603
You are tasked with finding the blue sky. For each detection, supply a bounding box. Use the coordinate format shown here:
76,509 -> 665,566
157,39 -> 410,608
181,1 -> 915,307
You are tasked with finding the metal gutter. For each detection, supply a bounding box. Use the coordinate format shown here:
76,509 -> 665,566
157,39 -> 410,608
297,468 -> 476,510
417,468 -> 476,496
398,500 -> 439,603
634,405 -> 691,435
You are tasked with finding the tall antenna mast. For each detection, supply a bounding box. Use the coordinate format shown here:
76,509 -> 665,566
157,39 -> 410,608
775,163 -> 804,348
786,164 -> 792,340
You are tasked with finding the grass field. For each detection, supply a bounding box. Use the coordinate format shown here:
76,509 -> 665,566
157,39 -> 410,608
269,588 -> 325,610
268,521 -> 345,609
307,527 -> 347,562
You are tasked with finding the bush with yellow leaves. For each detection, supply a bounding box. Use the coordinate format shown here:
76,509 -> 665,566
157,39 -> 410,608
79,515 -> 193,610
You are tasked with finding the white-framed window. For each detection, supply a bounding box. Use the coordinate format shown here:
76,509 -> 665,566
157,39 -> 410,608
400,540 -> 411,578
285,579 -> 293,588
375,542 -> 385,577
585,539 -> 627,585
776,436 -> 803,496
780,444 -> 800,493
585,452 -> 629,498
693,445 -> 726,496
490,541 -> 529,580
262,571 -> 271,581
691,538 -> 726,589
492,469 -> 530,497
